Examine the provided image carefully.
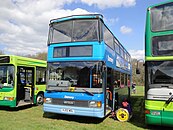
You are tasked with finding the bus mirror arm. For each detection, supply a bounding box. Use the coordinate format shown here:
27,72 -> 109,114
136,68 -> 140,74
136,59 -> 144,74
166,95 -> 173,104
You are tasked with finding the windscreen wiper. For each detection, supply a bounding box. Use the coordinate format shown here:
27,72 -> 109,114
166,95 -> 173,104
82,89 -> 94,96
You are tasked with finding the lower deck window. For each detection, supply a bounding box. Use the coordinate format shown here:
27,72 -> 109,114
54,45 -> 92,57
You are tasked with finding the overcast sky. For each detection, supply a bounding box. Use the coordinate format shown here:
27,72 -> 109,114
0,0 -> 166,59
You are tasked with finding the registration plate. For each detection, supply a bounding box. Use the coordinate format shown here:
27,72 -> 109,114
61,108 -> 74,113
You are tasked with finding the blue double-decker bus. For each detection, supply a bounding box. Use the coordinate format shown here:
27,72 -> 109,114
43,14 -> 132,121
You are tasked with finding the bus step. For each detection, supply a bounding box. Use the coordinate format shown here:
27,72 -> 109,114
17,100 -> 33,107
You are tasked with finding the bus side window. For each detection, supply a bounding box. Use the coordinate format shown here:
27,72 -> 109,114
36,67 -> 46,85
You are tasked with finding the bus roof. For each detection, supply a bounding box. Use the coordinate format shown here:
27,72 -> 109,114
50,14 -> 103,24
147,0 -> 173,10
0,55 -> 47,67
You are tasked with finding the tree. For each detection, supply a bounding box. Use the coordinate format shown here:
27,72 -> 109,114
131,58 -> 144,86
25,52 -> 47,61
0,50 -> 4,55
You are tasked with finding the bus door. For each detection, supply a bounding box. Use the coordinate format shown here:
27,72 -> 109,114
106,68 -> 113,114
16,67 -> 34,106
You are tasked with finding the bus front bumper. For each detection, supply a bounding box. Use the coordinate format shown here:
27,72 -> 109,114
145,114 -> 161,125
43,103 -> 105,118
0,100 -> 16,107
146,110 -> 173,126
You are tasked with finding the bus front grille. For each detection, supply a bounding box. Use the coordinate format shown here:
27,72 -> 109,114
51,98 -> 89,107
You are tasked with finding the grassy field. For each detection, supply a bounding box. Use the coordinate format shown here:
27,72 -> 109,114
0,86 -> 172,130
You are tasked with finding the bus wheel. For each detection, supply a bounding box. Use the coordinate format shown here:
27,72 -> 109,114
116,108 -> 129,122
36,93 -> 44,106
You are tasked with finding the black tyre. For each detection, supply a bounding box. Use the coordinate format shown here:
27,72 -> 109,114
36,93 -> 44,105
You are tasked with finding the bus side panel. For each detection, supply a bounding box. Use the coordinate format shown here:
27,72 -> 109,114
33,84 -> 46,103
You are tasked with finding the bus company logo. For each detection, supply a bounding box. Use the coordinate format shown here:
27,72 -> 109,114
107,55 -> 113,64
64,95 -> 74,99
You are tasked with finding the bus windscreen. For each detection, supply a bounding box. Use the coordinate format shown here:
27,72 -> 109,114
47,61 -> 103,91
0,65 -> 14,88
151,2 -> 173,32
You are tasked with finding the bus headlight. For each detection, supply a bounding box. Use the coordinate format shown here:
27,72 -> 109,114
89,101 -> 102,108
4,97 -> 14,101
44,98 -> 52,104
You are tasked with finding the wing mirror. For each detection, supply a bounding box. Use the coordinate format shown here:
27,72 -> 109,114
136,68 -> 140,74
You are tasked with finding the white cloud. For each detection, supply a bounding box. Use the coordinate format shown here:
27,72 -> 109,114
0,0 -> 137,55
80,0 -> 136,9
104,17 -> 119,27
129,50 -> 144,60
0,0 -> 94,55
120,25 -> 133,34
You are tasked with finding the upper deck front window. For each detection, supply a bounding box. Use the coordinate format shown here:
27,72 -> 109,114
151,2 -> 173,32
48,19 -> 99,44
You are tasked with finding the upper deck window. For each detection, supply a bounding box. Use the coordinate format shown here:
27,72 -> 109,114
49,19 -> 99,44
151,2 -> 173,32
103,25 -> 114,50
73,20 -> 98,42
114,38 -> 120,54
52,21 -> 72,43
152,34 -> 173,56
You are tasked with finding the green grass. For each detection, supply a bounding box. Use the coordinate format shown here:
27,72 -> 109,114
0,86 -> 170,130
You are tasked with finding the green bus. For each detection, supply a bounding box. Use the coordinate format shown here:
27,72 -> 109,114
145,0 -> 173,126
0,55 -> 47,107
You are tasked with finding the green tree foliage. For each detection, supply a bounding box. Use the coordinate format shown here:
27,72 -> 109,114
0,50 -> 47,60
0,50 -> 4,55
132,59 -> 145,86
25,52 -> 47,61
